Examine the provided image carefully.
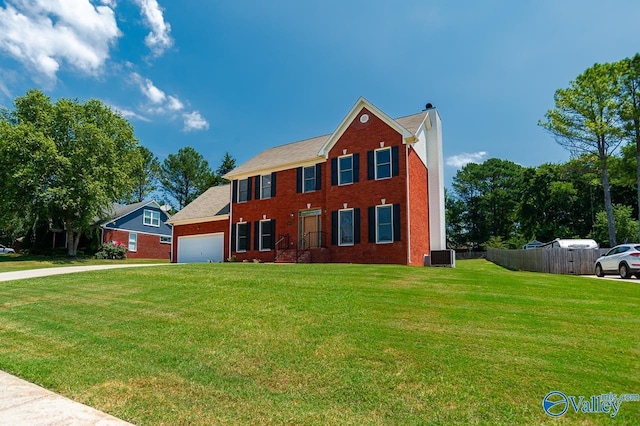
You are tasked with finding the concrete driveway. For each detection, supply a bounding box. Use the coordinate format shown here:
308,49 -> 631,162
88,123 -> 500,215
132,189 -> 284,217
0,263 -> 171,282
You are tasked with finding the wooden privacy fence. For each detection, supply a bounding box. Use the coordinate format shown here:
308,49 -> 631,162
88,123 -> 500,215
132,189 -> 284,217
487,247 -> 609,275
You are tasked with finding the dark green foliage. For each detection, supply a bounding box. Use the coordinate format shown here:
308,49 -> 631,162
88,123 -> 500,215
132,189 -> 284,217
94,242 -> 127,259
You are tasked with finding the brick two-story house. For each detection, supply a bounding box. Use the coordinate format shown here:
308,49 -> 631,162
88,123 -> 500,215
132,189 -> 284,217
169,97 -> 444,266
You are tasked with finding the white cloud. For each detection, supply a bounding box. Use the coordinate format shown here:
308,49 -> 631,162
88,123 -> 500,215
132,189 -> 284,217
0,1 -> 120,80
183,111 -> 209,132
167,95 -> 183,111
133,0 -> 173,56
108,104 -> 151,122
446,151 -> 488,168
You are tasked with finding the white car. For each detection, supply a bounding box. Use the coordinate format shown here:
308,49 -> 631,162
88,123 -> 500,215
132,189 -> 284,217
595,244 -> 640,278
0,244 -> 15,254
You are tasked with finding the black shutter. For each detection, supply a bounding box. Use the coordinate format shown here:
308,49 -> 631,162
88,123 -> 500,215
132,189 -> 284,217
271,172 -> 277,197
392,146 -> 400,177
367,150 -> 375,180
331,158 -> 338,186
354,208 -> 361,244
331,210 -> 338,245
254,221 -> 260,251
368,206 -> 376,243
296,167 -> 303,193
393,204 -> 401,241
246,222 -> 251,251
254,176 -> 260,200
315,163 -> 322,190
270,219 -> 276,249
247,178 -> 253,201
232,180 -> 238,203
231,223 -> 237,252
353,154 -> 360,182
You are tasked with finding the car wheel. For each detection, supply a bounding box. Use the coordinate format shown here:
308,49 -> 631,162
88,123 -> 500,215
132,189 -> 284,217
595,263 -> 605,277
619,263 -> 632,279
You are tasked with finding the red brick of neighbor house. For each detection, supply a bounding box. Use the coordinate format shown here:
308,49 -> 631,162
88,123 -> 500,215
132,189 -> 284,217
172,98 -> 445,265
103,229 -> 171,260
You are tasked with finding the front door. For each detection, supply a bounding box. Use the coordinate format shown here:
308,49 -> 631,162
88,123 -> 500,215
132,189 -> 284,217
299,210 -> 321,249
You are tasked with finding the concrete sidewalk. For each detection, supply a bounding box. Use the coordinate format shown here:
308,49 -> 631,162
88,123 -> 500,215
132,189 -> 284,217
0,371 -> 133,425
0,263 -> 172,282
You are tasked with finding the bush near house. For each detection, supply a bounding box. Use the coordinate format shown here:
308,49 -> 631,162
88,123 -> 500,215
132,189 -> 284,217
94,242 -> 127,259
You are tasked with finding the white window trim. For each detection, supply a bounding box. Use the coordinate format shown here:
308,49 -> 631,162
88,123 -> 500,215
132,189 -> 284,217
338,154 -> 354,186
143,209 -> 161,227
375,147 -> 392,181
338,208 -> 354,247
259,219 -> 272,252
303,165 -> 316,193
376,204 -> 393,244
236,222 -> 248,252
260,175 -> 272,200
160,236 -> 172,244
237,179 -> 249,203
128,232 -> 138,252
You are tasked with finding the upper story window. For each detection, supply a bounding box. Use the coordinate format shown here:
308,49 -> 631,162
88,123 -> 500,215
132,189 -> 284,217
297,164 -> 321,193
238,179 -> 249,203
367,146 -> 399,180
143,209 -> 160,227
339,155 -> 353,185
304,166 -> 316,192
260,175 -> 272,200
375,147 -> 392,180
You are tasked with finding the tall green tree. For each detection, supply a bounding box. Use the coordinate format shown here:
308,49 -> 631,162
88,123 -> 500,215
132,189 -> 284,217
203,151 -> 237,188
450,158 -> 524,248
618,54 -> 640,240
123,145 -> 160,203
592,204 -> 639,247
159,146 -> 212,209
540,62 -> 625,246
0,89 -> 140,255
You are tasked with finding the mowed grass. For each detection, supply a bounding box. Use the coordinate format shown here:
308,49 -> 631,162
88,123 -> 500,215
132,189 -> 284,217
0,255 -> 168,272
0,260 -> 638,425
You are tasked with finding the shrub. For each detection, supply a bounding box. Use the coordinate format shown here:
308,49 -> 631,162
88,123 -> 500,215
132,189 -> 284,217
95,241 -> 127,259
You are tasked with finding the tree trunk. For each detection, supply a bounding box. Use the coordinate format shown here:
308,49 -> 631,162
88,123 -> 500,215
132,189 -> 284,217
65,218 -> 81,256
601,157 -> 617,247
65,219 -> 76,256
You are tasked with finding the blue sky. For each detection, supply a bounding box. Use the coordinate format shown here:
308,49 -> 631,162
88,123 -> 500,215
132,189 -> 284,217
1,0 -> 640,187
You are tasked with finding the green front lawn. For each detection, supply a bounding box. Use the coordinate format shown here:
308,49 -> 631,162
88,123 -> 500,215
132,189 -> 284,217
0,260 -> 638,425
0,254 -> 168,272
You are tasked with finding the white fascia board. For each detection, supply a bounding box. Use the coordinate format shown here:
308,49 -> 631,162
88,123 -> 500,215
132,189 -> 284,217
318,97 -> 415,158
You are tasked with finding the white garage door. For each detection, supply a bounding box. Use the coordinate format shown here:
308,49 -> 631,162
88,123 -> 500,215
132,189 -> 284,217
178,233 -> 224,263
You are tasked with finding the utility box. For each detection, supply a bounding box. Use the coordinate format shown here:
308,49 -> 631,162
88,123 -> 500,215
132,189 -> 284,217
428,249 -> 456,267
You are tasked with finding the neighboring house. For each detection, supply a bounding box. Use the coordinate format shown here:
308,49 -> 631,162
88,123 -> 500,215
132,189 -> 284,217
166,185 -> 230,263
171,97 -> 445,265
99,201 -> 173,259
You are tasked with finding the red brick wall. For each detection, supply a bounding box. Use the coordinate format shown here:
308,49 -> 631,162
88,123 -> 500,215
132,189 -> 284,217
408,146 -> 430,266
103,229 -> 171,260
325,107 -> 408,265
232,167 -> 327,262
171,219 -> 229,263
